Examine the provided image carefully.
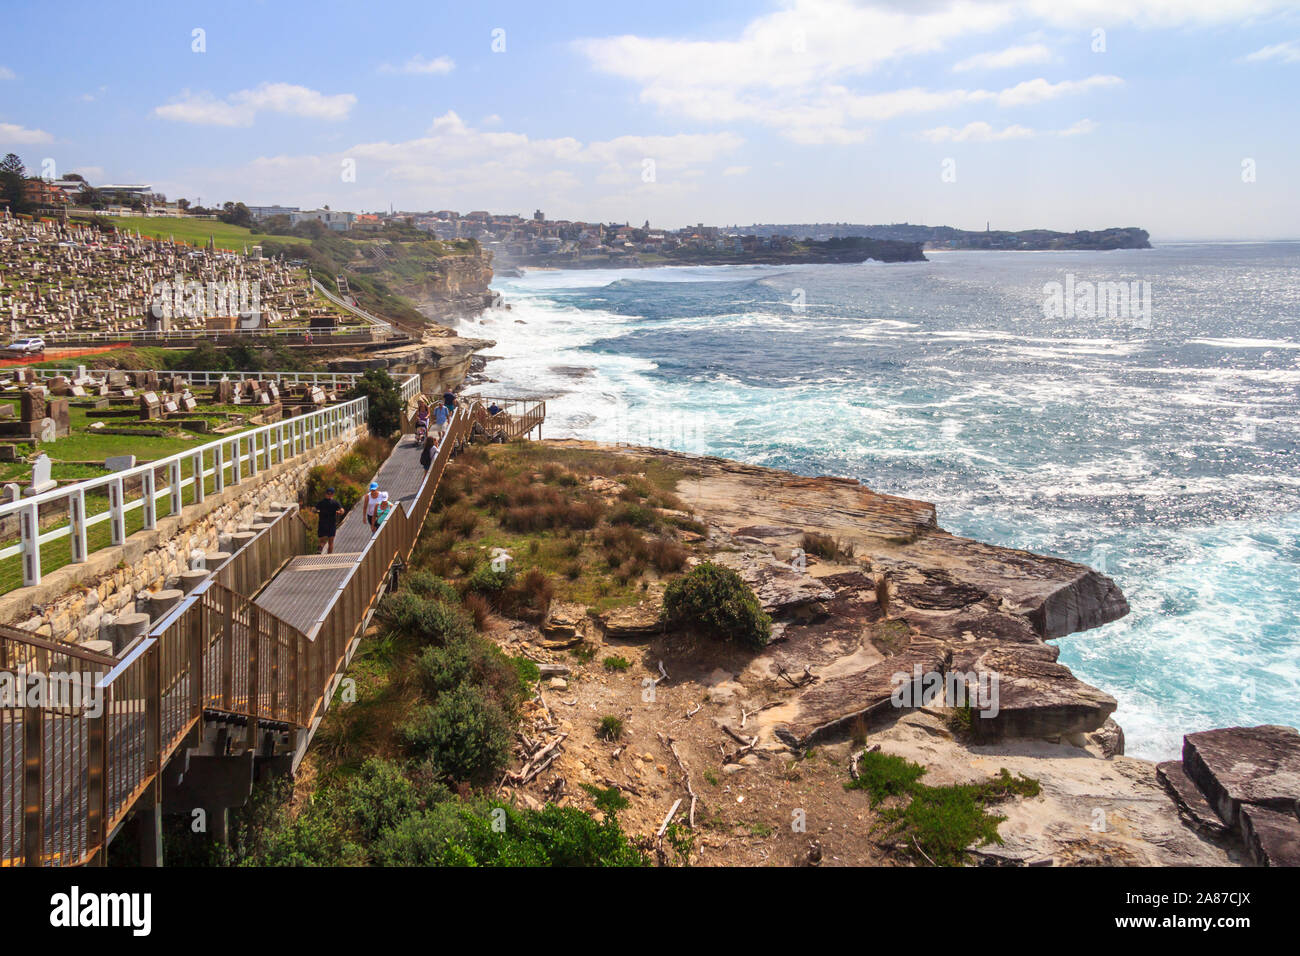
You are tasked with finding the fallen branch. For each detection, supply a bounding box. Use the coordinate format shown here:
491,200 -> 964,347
685,702 -> 701,718
658,732 -> 698,829
656,798 -> 683,839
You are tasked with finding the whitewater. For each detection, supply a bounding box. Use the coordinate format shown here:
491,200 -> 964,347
459,244 -> 1300,759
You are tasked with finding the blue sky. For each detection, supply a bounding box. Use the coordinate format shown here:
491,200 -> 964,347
2,0 -> 1298,238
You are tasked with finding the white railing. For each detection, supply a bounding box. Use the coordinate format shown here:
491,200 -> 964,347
40,326 -> 384,345
0,372 -> 422,589
0,398 -> 367,588
16,367 -> 422,405
309,277 -> 393,333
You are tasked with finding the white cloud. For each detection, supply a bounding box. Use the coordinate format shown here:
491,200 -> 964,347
576,0 -> 1279,141
953,43 -> 1053,71
0,67 -> 15,81
379,54 -> 456,75
723,165 -> 750,175
1241,40 -> 1300,63
0,121 -> 53,144
921,117 -> 1099,141
922,121 -> 1036,142
995,74 -> 1122,107
154,83 -> 357,126
172,112 -> 744,214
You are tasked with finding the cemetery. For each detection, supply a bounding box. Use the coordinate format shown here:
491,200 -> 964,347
0,210 -> 377,345
0,363 -> 366,590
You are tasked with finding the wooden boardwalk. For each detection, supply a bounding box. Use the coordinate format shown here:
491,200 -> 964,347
1,394 -> 546,865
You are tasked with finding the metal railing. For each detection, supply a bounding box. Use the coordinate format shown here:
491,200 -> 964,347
17,366 -> 421,404
41,327 -> 386,346
0,391 -> 542,865
0,396 -> 366,590
463,396 -> 547,441
309,277 -> 393,333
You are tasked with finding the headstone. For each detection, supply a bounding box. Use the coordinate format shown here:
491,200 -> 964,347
213,377 -> 234,404
138,391 -> 161,420
37,418 -> 56,443
3,482 -> 20,502
27,453 -> 55,495
180,390 -> 197,412
20,387 -> 46,423
105,454 -> 136,472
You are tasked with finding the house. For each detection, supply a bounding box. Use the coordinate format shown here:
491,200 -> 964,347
22,179 -> 68,207
247,205 -> 299,220
290,209 -> 354,232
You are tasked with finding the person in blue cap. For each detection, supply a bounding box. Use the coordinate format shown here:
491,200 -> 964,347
363,481 -> 383,532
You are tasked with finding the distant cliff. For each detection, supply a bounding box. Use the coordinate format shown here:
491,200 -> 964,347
742,222 -> 1152,251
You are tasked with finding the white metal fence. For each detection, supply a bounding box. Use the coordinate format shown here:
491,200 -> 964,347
0,371 -> 423,590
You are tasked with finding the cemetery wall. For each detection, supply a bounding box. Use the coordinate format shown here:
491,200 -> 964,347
0,422 -> 364,643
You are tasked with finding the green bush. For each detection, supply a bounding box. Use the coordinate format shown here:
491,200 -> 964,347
377,591 -> 474,645
466,562 -> 515,595
398,686 -> 513,785
413,636 -> 530,715
404,570 -> 460,605
342,758 -> 448,843
372,801 -> 649,867
661,562 -> 772,649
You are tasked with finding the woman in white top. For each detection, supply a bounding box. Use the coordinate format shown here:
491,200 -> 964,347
363,482 -> 382,531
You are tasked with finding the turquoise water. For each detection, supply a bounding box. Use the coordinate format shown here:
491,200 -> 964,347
463,244 -> 1300,759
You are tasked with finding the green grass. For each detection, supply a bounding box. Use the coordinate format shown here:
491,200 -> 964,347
106,217 -> 311,253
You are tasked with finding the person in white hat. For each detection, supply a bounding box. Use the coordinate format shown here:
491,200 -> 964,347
374,492 -> 392,533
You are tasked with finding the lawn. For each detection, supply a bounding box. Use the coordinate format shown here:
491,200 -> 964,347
106,217 -> 311,253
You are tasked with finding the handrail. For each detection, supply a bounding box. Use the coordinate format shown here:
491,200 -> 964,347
309,277 -> 393,332
0,390 -> 544,866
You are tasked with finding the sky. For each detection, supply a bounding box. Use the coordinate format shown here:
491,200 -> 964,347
1,0 -> 1298,239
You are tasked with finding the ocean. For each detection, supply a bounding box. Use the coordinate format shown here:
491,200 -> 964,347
460,243 -> 1300,760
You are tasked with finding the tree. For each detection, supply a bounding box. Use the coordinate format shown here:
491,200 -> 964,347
0,154 -> 28,214
347,369 -> 403,438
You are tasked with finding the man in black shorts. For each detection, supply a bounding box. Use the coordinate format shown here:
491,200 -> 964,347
315,487 -> 344,554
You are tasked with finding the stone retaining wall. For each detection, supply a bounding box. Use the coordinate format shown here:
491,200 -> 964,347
1,424 -> 364,644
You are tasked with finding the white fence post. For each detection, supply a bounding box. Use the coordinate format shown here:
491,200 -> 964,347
69,488 -> 88,563
109,477 -> 125,545
21,502 -> 40,587
213,445 -> 224,494
142,469 -> 156,530
192,451 -> 205,504
169,460 -> 183,517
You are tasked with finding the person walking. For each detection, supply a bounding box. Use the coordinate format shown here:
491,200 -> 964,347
433,401 -> 449,443
420,433 -> 434,470
363,481 -> 383,532
314,487 -> 344,554
374,492 -> 392,533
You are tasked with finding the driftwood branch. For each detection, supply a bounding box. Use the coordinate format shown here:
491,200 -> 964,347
658,732 -> 698,829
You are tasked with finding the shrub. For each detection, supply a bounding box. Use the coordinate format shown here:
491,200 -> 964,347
372,801 -> 648,867
597,716 -> 624,741
342,758 -> 448,843
413,636 -> 530,716
602,655 -> 630,672
466,562 -> 513,595
661,562 -> 772,649
463,592 -> 491,629
377,591 -> 474,645
398,686 -> 513,785
404,570 -> 460,605
607,502 -> 655,528
347,368 -> 403,438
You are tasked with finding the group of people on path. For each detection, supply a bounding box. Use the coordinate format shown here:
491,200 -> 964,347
312,391 -> 459,553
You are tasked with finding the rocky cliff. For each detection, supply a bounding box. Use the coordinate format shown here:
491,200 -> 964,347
509,441 -> 1297,866
406,249 -> 496,324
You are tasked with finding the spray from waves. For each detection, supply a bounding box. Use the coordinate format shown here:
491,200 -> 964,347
475,255 -> 1300,760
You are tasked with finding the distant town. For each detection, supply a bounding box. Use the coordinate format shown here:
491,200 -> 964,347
0,157 -> 1150,273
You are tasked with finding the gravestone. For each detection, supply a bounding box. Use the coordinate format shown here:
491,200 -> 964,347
105,454 -> 136,472
38,418 -> 56,443
180,391 -> 197,412
213,377 -> 234,404
20,388 -> 46,424
3,482 -> 20,503
161,397 -> 179,417
138,391 -> 161,420
27,453 -> 55,495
